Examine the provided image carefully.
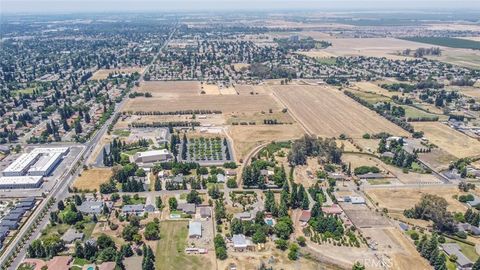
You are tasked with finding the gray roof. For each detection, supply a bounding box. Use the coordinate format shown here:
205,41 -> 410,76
234,211 -> 252,220
145,204 -> 155,212
232,234 -> 247,247
4,213 -> 22,221
178,203 -> 196,214
199,207 -> 211,217
217,174 -> 226,182
399,223 -> 409,231
0,227 -> 9,237
122,204 -> 144,213
78,201 -> 104,214
0,220 -> 18,229
188,221 -> 202,237
173,174 -> 184,183
441,243 -> 473,267
10,207 -> 27,215
467,196 -> 480,207
61,228 -> 84,243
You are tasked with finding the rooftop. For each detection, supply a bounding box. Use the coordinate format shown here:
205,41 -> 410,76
189,221 -> 202,237
0,176 -> 43,185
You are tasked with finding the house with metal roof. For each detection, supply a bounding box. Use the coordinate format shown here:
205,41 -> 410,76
199,207 -> 211,218
0,220 -> 18,230
78,201 -> 104,214
232,234 -> 253,251
4,212 -> 23,221
441,243 -> 473,269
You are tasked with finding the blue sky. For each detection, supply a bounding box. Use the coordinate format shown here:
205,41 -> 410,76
2,0 -> 480,13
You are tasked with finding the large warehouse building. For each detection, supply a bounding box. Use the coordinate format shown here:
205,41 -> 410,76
133,149 -> 172,164
1,147 -> 69,188
0,176 -> 44,189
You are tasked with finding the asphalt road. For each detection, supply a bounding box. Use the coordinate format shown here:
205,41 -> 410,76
1,24 -> 178,270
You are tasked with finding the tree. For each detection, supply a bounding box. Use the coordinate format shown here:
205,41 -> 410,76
252,229 -> 267,244
275,239 -> 289,250
142,244 -> 155,270
74,241 -> 85,258
97,234 -> 116,250
288,243 -> 299,260
187,190 -> 203,204
352,262 -> 365,270
274,217 -> 294,240
214,234 -> 228,260
169,197 -> 178,210
57,200 -> 65,211
121,244 -> 134,258
473,257 -> 480,270
144,221 -> 160,240
296,236 -> 306,247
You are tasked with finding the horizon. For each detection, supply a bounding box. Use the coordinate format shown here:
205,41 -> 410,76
2,0 -> 480,14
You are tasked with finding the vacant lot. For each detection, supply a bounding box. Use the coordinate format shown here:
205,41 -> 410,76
72,168 -> 112,191
272,85 -> 408,138
365,187 -> 468,213
124,88 -> 282,114
227,124 -> 304,161
155,221 -> 214,270
91,67 -> 144,80
412,122 -> 480,158
401,37 -> 480,50
138,81 -> 201,97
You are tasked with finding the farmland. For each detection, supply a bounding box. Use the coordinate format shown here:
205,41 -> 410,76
272,85 -> 408,138
401,37 -> 480,50
155,221 -> 214,270
412,122 -> 480,158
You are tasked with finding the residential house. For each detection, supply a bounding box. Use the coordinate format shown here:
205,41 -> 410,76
199,207 -> 211,218
441,243 -> 473,270
299,210 -> 311,224
0,220 -> 18,230
232,234 -> 253,251
122,204 -> 145,216
178,203 -> 196,215
61,228 -> 84,244
217,173 -> 226,183
78,201 -> 104,214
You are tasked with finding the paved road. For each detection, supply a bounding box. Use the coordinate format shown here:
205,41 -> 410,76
1,24 -> 178,270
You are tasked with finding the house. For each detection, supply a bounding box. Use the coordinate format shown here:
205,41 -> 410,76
225,170 -> 237,177
188,221 -> 202,238
232,234 -> 253,251
299,210 -> 311,224
466,195 -> 480,207
234,211 -> 254,221
457,223 -> 480,235
0,220 -> 18,230
61,229 -> 84,244
0,227 -> 9,242
17,197 -> 36,209
441,243 -> 473,269
145,204 -> 155,213
122,204 -> 145,216
10,207 -> 28,216
322,204 -> 343,215
346,196 -> 366,204
0,145 -> 10,154
356,173 -> 386,180
4,212 -> 23,222
46,256 -> 73,270
178,203 -> 196,214
199,207 -> 211,218
216,173 -> 226,183
78,201 -> 104,214
172,174 -> 185,184
381,152 -> 395,159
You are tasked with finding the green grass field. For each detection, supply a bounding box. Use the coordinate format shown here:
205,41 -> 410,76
112,129 -> 131,137
155,221 -> 212,270
350,90 -> 390,104
401,37 -> 480,50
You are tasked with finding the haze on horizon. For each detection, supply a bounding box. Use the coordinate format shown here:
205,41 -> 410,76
2,0 -> 480,14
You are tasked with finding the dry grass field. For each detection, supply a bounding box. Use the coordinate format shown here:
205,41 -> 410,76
351,81 -> 401,98
451,86 -> 480,99
227,124 -> 304,161
365,187 -> 468,213
412,122 -> 480,158
91,67 -> 145,80
137,81 -> 201,97
72,168 -> 113,191
271,85 -> 408,138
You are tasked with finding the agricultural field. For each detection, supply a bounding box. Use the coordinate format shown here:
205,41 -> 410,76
137,81 -> 201,97
401,37 -> 480,50
427,49 -> 480,69
155,221 -> 214,270
350,81 -> 401,98
72,168 -> 113,191
346,89 -> 391,104
365,187 -> 469,213
412,122 -> 480,158
271,85 -> 408,138
91,67 -> 145,80
227,124 -> 304,161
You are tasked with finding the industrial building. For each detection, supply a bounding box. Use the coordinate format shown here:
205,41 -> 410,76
0,176 -> 44,189
2,147 -> 69,177
133,149 -> 172,164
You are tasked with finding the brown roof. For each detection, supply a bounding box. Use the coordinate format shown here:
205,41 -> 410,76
98,262 -> 116,270
299,210 -> 311,222
46,256 -> 72,270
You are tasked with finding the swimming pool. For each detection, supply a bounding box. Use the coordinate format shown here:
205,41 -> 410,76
87,266 -> 94,270
265,219 -> 274,226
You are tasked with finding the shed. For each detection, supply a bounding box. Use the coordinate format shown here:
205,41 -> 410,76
188,221 -> 202,238
232,234 -> 248,251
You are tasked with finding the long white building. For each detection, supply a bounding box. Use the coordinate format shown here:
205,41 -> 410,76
2,147 -> 69,178
0,176 -> 43,189
133,149 -> 172,164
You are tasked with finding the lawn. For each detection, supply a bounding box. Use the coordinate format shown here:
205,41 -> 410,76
40,223 -> 70,240
206,183 -> 224,189
316,57 -> 337,65
73,258 -> 90,266
14,87 -> 35,95
82,222 -> 96,239
155,221 -> 212,270
122,147 -> 148,156
367,179 -> 391,185
402,105 -> 439,121
122,195 -> 146,206
350,90 -> 390,104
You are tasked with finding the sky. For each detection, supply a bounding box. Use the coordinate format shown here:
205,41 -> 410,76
2,0 -> 480,14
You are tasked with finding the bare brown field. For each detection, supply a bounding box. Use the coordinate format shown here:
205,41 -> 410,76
271,85 -> 408,138
320,37 -> 425,60
427,49 -> 480,69
425,24 -> 480,31
451,86 -> 480,99
365,187 -> 468,213
116,114 -> 226,129
91,67 -> 144,80
227,124 -> 303,161
351,81 -> 401,98
73,168 -> 113,191
412,122 -> 480,158
234,85 -> 267,95
418,148 -> 457,171
138,81 -> 201,97
297,50 -> 336,58
201,84 -> 221,95
124,93 -> 282,114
